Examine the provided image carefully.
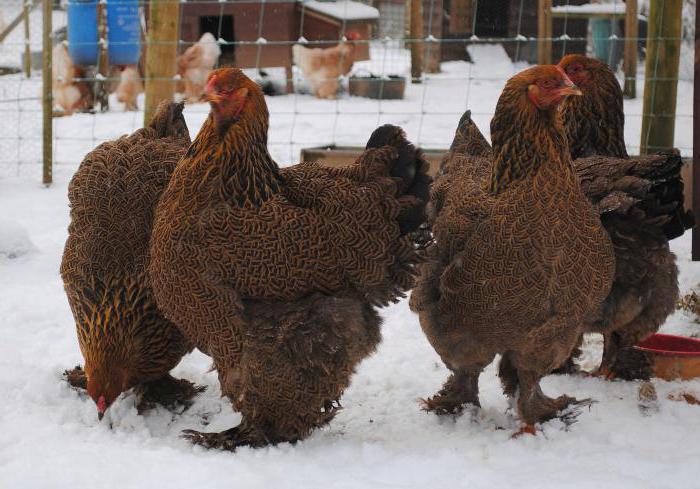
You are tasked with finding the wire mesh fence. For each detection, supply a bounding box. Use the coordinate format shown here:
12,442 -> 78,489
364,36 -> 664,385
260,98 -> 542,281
0,0 -> 694,181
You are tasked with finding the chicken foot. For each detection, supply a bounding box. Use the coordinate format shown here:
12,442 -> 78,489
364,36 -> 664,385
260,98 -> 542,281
182,422 -> 277,450
422,369 -> 481,415
135,375 -> 206,413
63,365 -> 87,390
516,370 -> 590,426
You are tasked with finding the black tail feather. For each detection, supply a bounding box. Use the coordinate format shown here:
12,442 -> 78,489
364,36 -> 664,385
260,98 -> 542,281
365,124 -> 432,235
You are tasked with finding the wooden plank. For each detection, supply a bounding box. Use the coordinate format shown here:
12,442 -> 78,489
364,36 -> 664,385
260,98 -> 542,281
409,0 -> 423,82
0,3 -> 32,44
692,0 -> 700,260
537,0 -> 553,65
143,0 -> 180,126
42,0 -> 52,186
23,1 -> 31,77
448,0 -> 473,34
640,0 -> 682,154
623,0 -> 638,98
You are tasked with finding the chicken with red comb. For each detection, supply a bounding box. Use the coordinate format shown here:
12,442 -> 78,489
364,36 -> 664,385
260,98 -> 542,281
411,65 -> 614,434
149,68 -> 430,449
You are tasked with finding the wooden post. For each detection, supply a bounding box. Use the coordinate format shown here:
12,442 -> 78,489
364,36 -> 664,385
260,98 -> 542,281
42,0 -> 52,185
23,0 -> 32,77
537,0 -> 552,65
95,2 -> 109,112
0,3 -> 33,43
623,0 -> 638,98
144,0 -> 180,125
448,0 -> 473,34
409,0 -> 423,83
692,0 -> 700,260
640,0 -> 682,154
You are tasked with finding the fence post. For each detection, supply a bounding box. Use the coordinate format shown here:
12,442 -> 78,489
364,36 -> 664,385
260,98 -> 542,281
409,0 -> 423,83
95,2 -> 109,111
23,0 -> 31,78
537,0 -> 552,65
640,0 -> 682,154
623,0 -> 637,98
692,0 -> 700,261
42,0 -> 52,186
144,0 -> 180,125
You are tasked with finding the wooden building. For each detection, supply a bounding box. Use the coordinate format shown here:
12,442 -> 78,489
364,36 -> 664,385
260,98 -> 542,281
436,0 -> 590,63
178,0 -> 377,69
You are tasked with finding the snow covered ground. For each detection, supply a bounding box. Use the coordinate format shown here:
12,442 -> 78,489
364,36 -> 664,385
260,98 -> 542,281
1,9 -> 699,488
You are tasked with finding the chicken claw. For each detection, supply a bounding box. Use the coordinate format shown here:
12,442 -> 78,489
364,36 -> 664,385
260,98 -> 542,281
182,424 -> 272,450
135,375 -> 206,414
63,365 -> 87,390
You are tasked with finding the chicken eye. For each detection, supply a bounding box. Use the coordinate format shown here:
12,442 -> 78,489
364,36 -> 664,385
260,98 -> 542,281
540,79 -> 557,89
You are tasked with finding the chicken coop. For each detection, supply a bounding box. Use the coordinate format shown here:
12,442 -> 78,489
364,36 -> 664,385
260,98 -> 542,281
177,0 -> 376,89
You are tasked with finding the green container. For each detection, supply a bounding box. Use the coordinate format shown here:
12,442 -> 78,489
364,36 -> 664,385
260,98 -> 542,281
590,18 -> 623,68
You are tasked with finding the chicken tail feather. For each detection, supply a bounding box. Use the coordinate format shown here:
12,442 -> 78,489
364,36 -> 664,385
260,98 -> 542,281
365,124 -> 432,235
147,101 -> 191,144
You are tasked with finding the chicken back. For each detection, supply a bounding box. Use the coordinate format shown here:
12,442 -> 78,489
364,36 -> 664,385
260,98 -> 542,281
149,68 -> 429,449
410,65 -> 615,429
61,102 -> 201,420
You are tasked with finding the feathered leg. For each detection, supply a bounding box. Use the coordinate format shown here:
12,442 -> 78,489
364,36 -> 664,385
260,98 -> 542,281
182,295 -> 381,450
422,368 -> 482,415
135,375 -> 206,413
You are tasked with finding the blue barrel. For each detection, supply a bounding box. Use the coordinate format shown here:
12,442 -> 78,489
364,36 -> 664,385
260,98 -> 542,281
67,0 -> 99,66
107,0 -> 141,65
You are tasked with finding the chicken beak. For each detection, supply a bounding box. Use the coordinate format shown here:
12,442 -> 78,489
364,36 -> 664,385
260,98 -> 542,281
558,71 -> 582,97
98,411 -> 105,421
559,85 -> 582,97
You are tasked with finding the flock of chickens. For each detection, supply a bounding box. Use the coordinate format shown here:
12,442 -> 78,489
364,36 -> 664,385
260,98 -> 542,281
53,30 -> 360,114
52,33 -> 222,115
61,54 -> 692,449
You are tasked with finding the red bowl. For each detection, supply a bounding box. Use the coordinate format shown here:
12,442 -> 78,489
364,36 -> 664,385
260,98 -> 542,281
635,334 -> 700,380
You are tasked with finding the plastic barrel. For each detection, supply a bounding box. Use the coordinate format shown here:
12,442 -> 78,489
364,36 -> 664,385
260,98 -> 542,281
67,0 -> 99,66
107,0 -> 141,65
590,18 -> 623,68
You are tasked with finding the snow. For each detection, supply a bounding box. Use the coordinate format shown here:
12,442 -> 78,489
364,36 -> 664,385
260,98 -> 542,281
0,9 -> 699,489
551,3 -> 627,15
0,217 -> 34,259
300,0 -> 380,21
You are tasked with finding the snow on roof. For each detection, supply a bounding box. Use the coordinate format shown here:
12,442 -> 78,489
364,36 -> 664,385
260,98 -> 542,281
551,3 -> 626,15
300,0 -> 380,21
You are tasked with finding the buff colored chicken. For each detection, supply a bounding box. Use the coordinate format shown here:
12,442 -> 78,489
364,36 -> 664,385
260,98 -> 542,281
149,68 -> 429,449
292,31 -> 361,99
177,32 -> 222,103
62,102 -> 203,420
411,65 -> 615,434
52,44 -> 92,115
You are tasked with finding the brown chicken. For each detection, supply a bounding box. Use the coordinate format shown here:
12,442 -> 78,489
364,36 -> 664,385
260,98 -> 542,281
292,31 -> 361,99
556,54 -> 693,379
61,102 -> 203,420
52,44 -> 93,115
410,65 -> 615,432
148,68 -> 430,449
